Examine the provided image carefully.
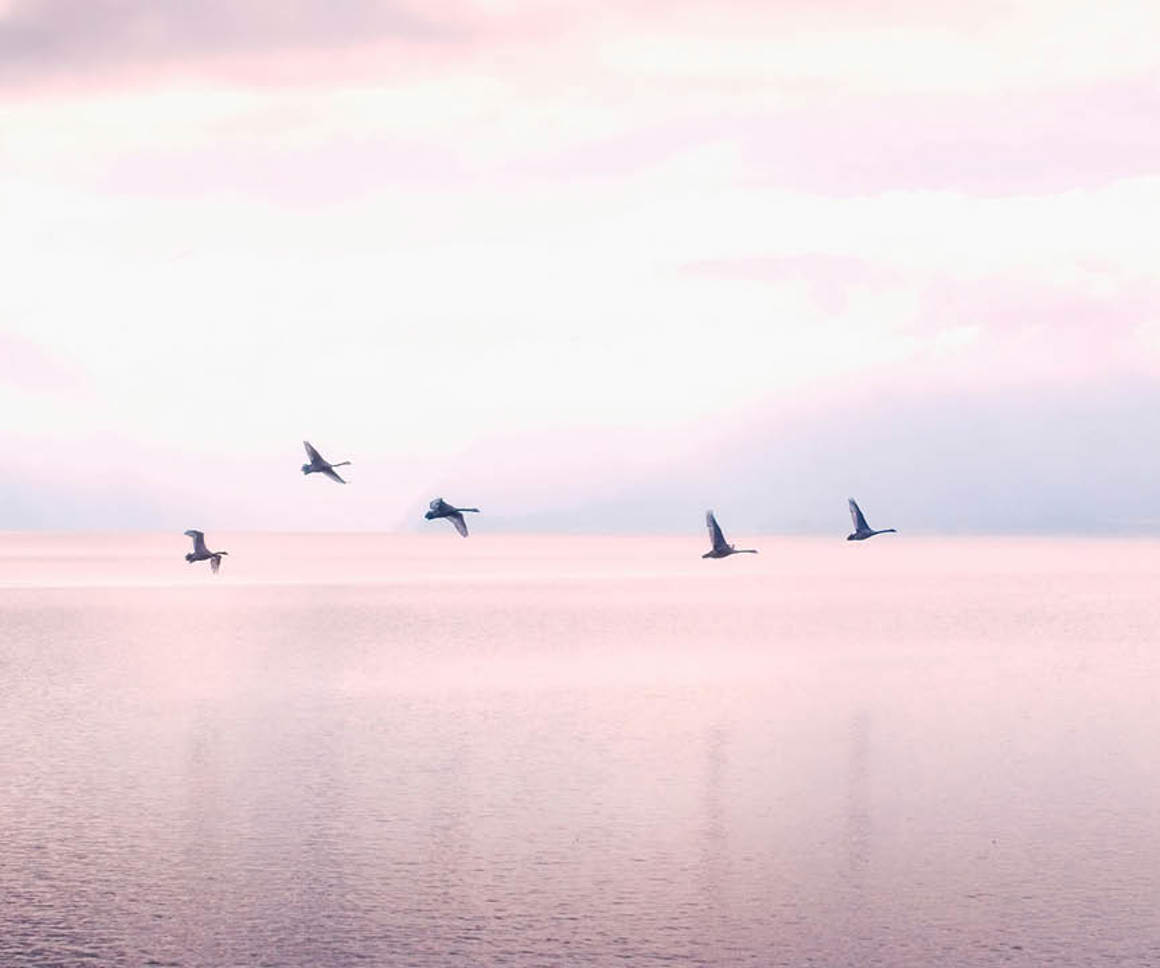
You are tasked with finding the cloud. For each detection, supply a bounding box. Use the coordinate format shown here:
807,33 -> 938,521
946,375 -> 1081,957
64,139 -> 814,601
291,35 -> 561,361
1,0 -> 1157,532
0,332 -> 81,392
5,0 -> 1156,101
737,83 -> 1160,196
4,2 -> 1157,205
490,377 -> 1160,535
0,0 -> 466,86
594,1 -> 1160,96
680,255 -> 900,314
517,81 -> 1160,196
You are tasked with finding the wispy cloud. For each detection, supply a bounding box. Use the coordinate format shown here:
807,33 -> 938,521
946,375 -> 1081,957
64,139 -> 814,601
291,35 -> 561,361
0,0 -> 466,86
0,332 -> 81,392
0,0 -> 1157,530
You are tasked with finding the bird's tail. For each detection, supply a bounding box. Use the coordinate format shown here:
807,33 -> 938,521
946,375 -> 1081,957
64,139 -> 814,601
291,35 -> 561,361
461,508 -> 480,513
331,461 -> 351,468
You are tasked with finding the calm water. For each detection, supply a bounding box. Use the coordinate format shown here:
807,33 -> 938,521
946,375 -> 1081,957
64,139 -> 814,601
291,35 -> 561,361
1,533 -> 1158,967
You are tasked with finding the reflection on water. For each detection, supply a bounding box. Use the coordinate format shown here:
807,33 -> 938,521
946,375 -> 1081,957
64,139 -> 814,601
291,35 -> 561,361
1,534 -> 1159,966
846,710 -> 871,879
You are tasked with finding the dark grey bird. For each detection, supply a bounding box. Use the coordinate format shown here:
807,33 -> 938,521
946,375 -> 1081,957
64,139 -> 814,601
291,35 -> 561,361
846,498 -> 897,541
702,510 -> 757,559
425,497 -> 479,537
301,440 -> 351,484
184,529 -> 228,574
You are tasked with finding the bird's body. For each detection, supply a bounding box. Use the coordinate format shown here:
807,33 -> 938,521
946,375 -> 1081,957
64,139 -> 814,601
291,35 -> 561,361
702,510 -> 758,559
846,498 -> 897,541
183,529 -> 228,574
425,497 -> 479,537
301,440 -> 351,484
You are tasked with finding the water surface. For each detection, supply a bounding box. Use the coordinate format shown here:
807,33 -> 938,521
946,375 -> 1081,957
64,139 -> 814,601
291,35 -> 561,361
1,534 -> 1158,966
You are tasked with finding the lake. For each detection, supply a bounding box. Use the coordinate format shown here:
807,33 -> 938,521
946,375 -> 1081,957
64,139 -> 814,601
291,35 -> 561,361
1,533 -> 1157,966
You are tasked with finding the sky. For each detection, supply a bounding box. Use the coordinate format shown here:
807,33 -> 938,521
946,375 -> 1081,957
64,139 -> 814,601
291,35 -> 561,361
2,0 -> 1159,533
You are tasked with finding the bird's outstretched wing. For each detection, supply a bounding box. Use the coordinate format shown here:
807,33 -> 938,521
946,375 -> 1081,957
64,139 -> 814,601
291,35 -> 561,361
321,466 -> 346,484
448,511 -> 468,537
849,498 -> 870,532
429,497 -> 445,513
303,440 -> 324,465
184,529 -> 208,555
705,511 -> 728,552
210,554 -> 222,574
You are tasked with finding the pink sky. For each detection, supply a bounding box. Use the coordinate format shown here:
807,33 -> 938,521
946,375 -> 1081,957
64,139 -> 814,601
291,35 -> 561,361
1,0 -> 1158,531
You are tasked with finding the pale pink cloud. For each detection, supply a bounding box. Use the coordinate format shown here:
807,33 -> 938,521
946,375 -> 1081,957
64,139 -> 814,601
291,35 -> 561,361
0,0 -> 1014,80
680,254 -> 900,315
96,138 -> 469,202
2,0 -> 1158,533
0,0 -> 467,86
4,0 -> 1156,202
518,82 -> 1160,196
913,276 -> 1160,387
0,0 -> 1122,97
25,78 -> 1158,207
739,83 -> 1160,195
0,333 -> 82,392
926,276 -> 1159,336
674,252 -> 1160,388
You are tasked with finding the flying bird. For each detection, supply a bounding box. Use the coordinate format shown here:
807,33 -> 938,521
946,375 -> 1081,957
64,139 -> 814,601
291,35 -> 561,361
184,530 -> 228,574
425,497 -> 479,537
846,498 -> 897,541
702,510 -> 758,559
301,440 -> 351,484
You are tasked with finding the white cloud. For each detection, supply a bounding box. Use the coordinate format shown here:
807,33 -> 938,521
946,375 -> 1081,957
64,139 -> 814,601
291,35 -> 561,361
1,0 -> 1157,528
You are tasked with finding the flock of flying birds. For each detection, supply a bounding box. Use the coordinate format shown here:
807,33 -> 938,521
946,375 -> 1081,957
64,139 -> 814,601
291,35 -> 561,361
183,441 -> 897,574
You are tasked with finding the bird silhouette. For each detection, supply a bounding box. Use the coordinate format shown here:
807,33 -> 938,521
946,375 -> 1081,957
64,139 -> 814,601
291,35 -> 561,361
425,498 -> 480,537
702,510 -> 757,559
846,498 -> 897,541
301,441 -> 351,484
184,530 -> 228,574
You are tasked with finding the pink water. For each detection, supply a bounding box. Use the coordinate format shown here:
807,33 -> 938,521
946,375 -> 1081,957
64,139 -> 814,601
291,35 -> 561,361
1,534 -> 1158,965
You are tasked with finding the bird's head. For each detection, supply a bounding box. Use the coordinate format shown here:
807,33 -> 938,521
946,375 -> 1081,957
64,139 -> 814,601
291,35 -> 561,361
424,510 -> 437,520
300,464 -> 311,474
846,533 -> 856,541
